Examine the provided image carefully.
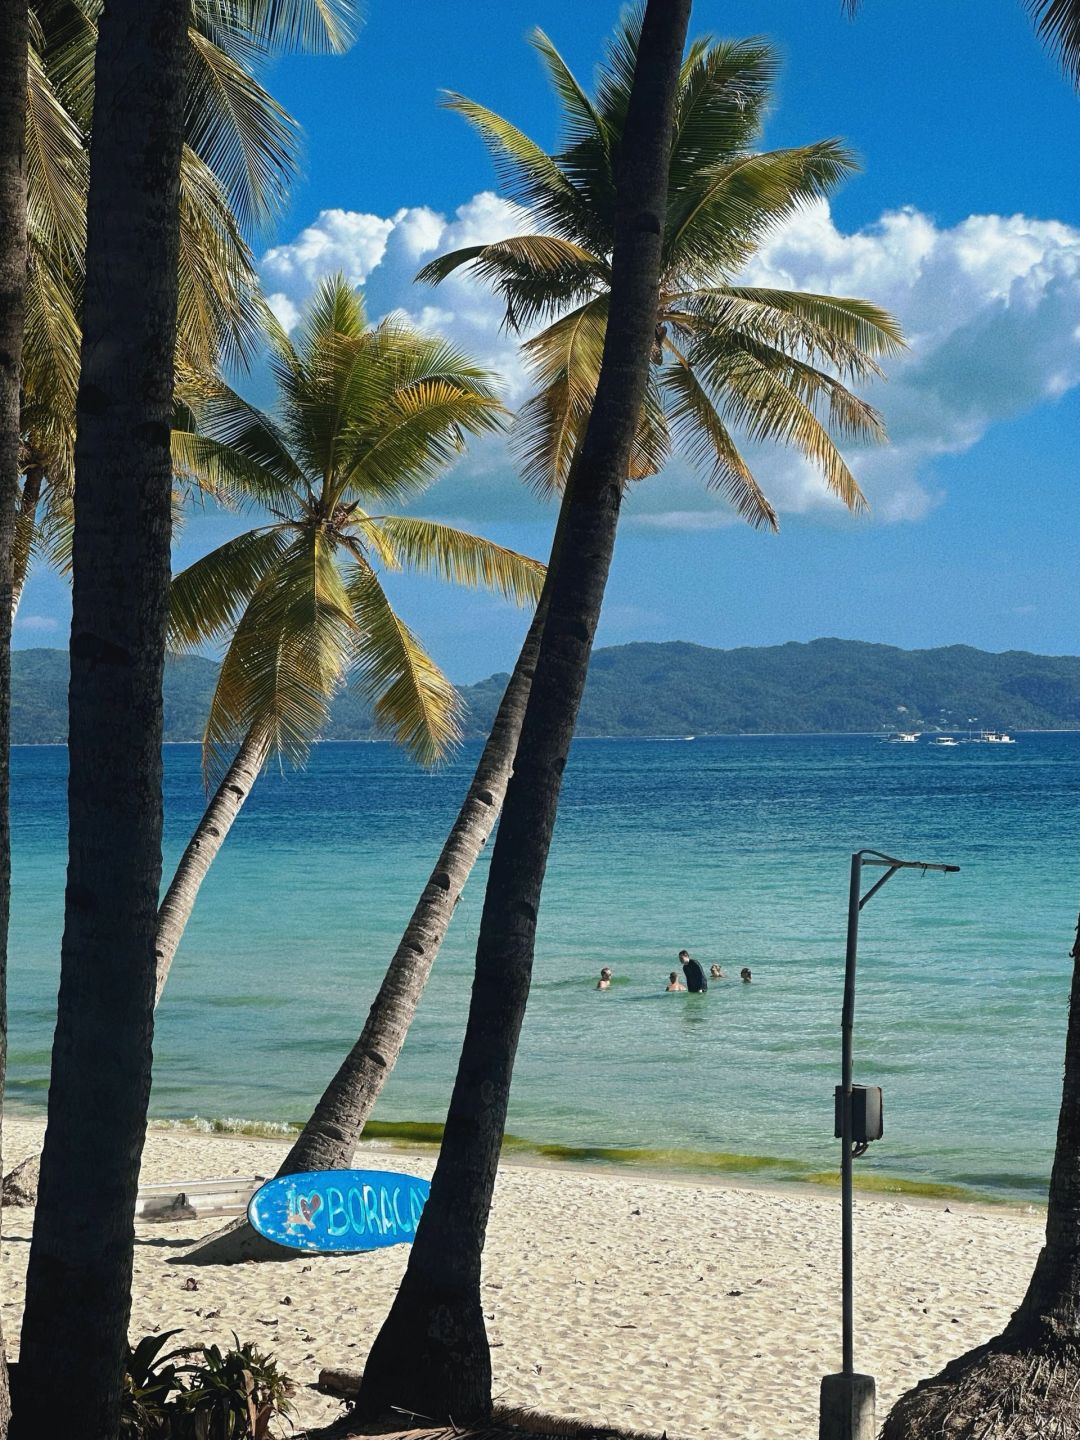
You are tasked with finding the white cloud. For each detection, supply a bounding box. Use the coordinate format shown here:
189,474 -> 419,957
16,614 -> 58,632
260,195 -> 1080,531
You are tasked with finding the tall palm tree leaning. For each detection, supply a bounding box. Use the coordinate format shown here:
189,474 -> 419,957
352,0 -> 694,1421
157,274 -> 544,1002
0,1 -> 28,1430
12,0 -> 189,1434
186,11 -> 904,1270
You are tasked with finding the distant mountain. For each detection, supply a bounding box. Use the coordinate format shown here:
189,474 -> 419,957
12,638 -> 1080,747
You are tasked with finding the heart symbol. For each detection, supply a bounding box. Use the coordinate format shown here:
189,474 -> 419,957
299,1193 -> 322,1224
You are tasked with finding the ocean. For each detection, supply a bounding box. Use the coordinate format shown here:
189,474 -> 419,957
9,733 -> 1079,1204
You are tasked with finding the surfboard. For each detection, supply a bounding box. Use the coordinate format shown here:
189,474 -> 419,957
247,1168 -> 430,1254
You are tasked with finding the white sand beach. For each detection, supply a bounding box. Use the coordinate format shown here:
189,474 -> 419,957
0,1117 -> 1046,1439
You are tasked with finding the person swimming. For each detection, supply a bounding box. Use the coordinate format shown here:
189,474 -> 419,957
597,966 -> 613,990
680,949 -> 708,993
709,963 -> 725,979
740,967 -> 752,983
665,971 -> 685,992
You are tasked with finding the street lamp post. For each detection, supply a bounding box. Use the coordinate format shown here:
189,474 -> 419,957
819,849 -> 959,1440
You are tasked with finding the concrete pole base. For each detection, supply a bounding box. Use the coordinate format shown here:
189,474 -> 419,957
819,1372 -> 876,1440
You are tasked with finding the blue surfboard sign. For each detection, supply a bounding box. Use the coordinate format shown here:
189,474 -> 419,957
247,1169 -> 430,1254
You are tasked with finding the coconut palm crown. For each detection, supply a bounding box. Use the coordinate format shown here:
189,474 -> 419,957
418,13 -> 906,529
171,275 -> 545,780
17,0 -> 358,610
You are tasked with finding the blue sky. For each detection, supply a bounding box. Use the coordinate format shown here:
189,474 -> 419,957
17,1 -> 1080,680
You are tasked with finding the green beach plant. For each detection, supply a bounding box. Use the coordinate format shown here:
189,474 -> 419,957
156,273 -> 544,999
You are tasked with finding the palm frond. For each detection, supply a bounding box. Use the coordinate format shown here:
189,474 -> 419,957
672,286 -> 904,381
663,141 -> 859,280
661,357 -> 777,529
169,526 -> 292,649
203,529 -> 355,782
669,37 -> 776,195
185,26 -> 300,230
439,92 -> 594,242
707,340 -> 873,512
357,518 -> 545,606
416,234 -> 604,331
1027,0 -> 1080,87
215,0 -> 359,55
184,377 -> 310,504
25,40 -> 86,265
529,28 -> 611,151
514,294 -> 609,492
176,145 -> 268,371
344,556 -> 461,765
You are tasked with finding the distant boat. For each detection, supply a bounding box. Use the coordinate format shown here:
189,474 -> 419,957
931,735 -> 960,747
883,730 -> 920,743
684,735 -> 695,741
972,730 -> 1016,744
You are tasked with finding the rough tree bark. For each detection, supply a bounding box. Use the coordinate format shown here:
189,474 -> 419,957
882,913 -> 1080,1440
13,0 -> 189,1432
0,1 -> 29,1431
184,589 -> 551,1265
154,725 -> 270,1002
355,0 -> 693,1423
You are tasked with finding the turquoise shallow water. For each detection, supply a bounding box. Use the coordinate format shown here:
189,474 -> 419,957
9,733 -> 1080,1202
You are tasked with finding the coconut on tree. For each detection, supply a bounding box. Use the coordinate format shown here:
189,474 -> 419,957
159,273 -> 545,995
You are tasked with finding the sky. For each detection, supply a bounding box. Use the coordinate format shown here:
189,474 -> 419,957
16,0 -> 1080,681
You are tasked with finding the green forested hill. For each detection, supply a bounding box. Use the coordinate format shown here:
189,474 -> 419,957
12,638 -> 1080,746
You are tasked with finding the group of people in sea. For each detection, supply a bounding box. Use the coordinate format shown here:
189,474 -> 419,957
595,950 -> 752,992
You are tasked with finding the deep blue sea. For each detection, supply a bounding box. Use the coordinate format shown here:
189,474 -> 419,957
9,733 -> 1080,1203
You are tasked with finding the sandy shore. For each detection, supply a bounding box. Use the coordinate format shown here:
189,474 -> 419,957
0,1117 -> 1045,1439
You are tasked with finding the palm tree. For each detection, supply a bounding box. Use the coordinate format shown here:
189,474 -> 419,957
417,30 -> 903,522
882,914 -> 1080,1440
14,0 -> 357,620
0,0 -> 28,1427
13,0 -> 191,1431
156,274 -> 544,999
356,0 -> 693,1421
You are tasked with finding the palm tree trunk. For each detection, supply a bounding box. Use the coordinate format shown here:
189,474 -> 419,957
183,592 -> 551,1265
0,2 -> 29,1431
154,726 -> 270,1003
10,465 -> 42,622
13,0 -> 188,1432
1003,912 -> 1080,1340
881,913 -> 1080,1439
355,1 -> 692,1423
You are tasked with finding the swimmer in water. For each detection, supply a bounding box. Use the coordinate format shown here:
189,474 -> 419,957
597,966 -> 613,990
665,971 -> 685,992
740,967 -> 752,983
680,949 -> 708,993
709,963 -> 724,979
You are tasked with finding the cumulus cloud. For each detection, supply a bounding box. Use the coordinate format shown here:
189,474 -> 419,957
259,195 -> 1080,531
16,615 -> 58,632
